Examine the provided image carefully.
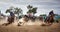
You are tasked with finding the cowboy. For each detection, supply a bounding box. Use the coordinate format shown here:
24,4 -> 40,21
48,10 -> 55,23
10,12 -> 15,23
49,10 -> 54,16
7,12 -> 15,25
2,12 -> 15,26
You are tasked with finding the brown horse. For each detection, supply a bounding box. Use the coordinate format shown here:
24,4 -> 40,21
44,14 -> 55,24
41,15 -> 55,26
2,14 -> 15,26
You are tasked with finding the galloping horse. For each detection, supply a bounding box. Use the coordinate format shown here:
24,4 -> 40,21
2,12 -> 15,26
44,11 -> 55,24
45,15 -> 54,24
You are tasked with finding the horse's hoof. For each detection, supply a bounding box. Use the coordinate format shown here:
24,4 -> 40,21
56,21 -> 59,23
41,24 -> 47,26
17,24 -> 21,26
41,23 -> 52,26
2,24 -> 8,26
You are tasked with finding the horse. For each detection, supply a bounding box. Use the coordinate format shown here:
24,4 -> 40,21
44,14 -> 55,24
39,16 -> 44,21
2,12 -> 15,26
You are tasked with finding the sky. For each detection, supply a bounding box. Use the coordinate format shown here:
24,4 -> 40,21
0,0 -> 60,16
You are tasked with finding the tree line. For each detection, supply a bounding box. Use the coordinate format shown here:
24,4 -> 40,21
5,5 -> 37,19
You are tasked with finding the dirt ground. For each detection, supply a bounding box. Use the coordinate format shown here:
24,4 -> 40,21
0,19 -> 60,32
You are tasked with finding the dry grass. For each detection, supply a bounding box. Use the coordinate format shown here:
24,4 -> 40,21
0,19 -> 60,32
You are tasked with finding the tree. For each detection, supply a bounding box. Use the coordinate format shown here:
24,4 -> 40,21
27,5 -> 33,9
6,6 -> 14,13
27,5 -> 37,16
32,7 -> 37,16
14,7 -> 23,18
40,14 -> 46,16
5,6 -> 23,19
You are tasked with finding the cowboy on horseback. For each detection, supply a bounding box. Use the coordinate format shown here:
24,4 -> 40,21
49,10 -> 55,23
45,10 -> 55,23
6,12 -> 15,25
2,12 -> 15,26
